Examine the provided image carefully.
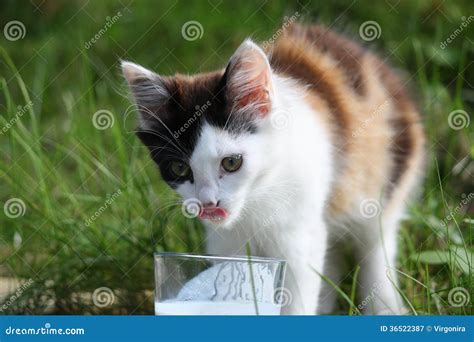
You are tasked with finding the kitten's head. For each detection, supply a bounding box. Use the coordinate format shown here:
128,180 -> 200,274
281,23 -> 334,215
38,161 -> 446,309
122,40 -> 278,228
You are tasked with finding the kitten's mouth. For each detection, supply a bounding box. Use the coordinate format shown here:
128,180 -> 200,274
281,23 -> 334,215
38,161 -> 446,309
199,207 -> 229,222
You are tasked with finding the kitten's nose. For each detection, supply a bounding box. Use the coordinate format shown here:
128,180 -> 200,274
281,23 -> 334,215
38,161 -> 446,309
202,201 -> 217,208
198,187 -> 217,208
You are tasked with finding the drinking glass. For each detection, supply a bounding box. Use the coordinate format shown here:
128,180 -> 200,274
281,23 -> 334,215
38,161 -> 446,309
154,252 -> 286,315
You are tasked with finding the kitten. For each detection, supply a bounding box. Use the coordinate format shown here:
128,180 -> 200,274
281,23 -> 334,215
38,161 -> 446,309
122,24 -> 425,315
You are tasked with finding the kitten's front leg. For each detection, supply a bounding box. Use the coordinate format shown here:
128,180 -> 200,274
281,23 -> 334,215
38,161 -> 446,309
269,219 -> 327,315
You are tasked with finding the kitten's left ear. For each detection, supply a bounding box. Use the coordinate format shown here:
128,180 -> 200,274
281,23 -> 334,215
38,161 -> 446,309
224,39 -> 274,116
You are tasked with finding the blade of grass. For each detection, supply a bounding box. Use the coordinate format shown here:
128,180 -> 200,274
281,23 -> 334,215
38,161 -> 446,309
349,265 -> 360,315
246,242 -> 259,315
312,266 -> 360,315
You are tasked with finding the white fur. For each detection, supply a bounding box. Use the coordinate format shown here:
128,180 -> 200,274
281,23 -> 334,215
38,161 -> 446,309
122,61 -> 156,80
175,69 -> 333,314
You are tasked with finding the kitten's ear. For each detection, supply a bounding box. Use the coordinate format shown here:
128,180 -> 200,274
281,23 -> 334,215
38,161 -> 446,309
224,39 -> 273,116
121,61 -> 170,126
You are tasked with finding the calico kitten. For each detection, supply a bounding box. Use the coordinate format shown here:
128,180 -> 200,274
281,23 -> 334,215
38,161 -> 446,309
122,24 -> 425,315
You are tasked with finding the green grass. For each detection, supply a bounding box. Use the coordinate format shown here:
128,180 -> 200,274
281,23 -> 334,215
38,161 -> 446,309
0,0 -> 472,314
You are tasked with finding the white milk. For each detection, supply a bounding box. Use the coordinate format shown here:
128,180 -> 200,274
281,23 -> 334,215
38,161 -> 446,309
155,300 -> 281,315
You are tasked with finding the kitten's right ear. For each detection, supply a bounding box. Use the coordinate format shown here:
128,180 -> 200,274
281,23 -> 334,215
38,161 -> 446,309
121,61 -> 170,125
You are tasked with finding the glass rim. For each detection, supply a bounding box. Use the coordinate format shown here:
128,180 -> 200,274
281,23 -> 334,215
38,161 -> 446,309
154,252 -> 286,264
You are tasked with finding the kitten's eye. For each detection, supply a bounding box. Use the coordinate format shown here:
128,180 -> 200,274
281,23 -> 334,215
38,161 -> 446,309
170,161 -> 191,177
221,154 -> 243,172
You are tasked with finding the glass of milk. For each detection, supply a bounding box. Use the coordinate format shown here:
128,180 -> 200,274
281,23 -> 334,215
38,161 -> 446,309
154,252 -> 286,315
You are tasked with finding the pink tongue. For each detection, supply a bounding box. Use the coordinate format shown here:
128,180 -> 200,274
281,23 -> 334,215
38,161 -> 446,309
199,207 -> 228,219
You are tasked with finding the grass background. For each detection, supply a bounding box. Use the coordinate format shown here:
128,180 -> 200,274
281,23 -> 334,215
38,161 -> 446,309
0,0 -> 472,314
